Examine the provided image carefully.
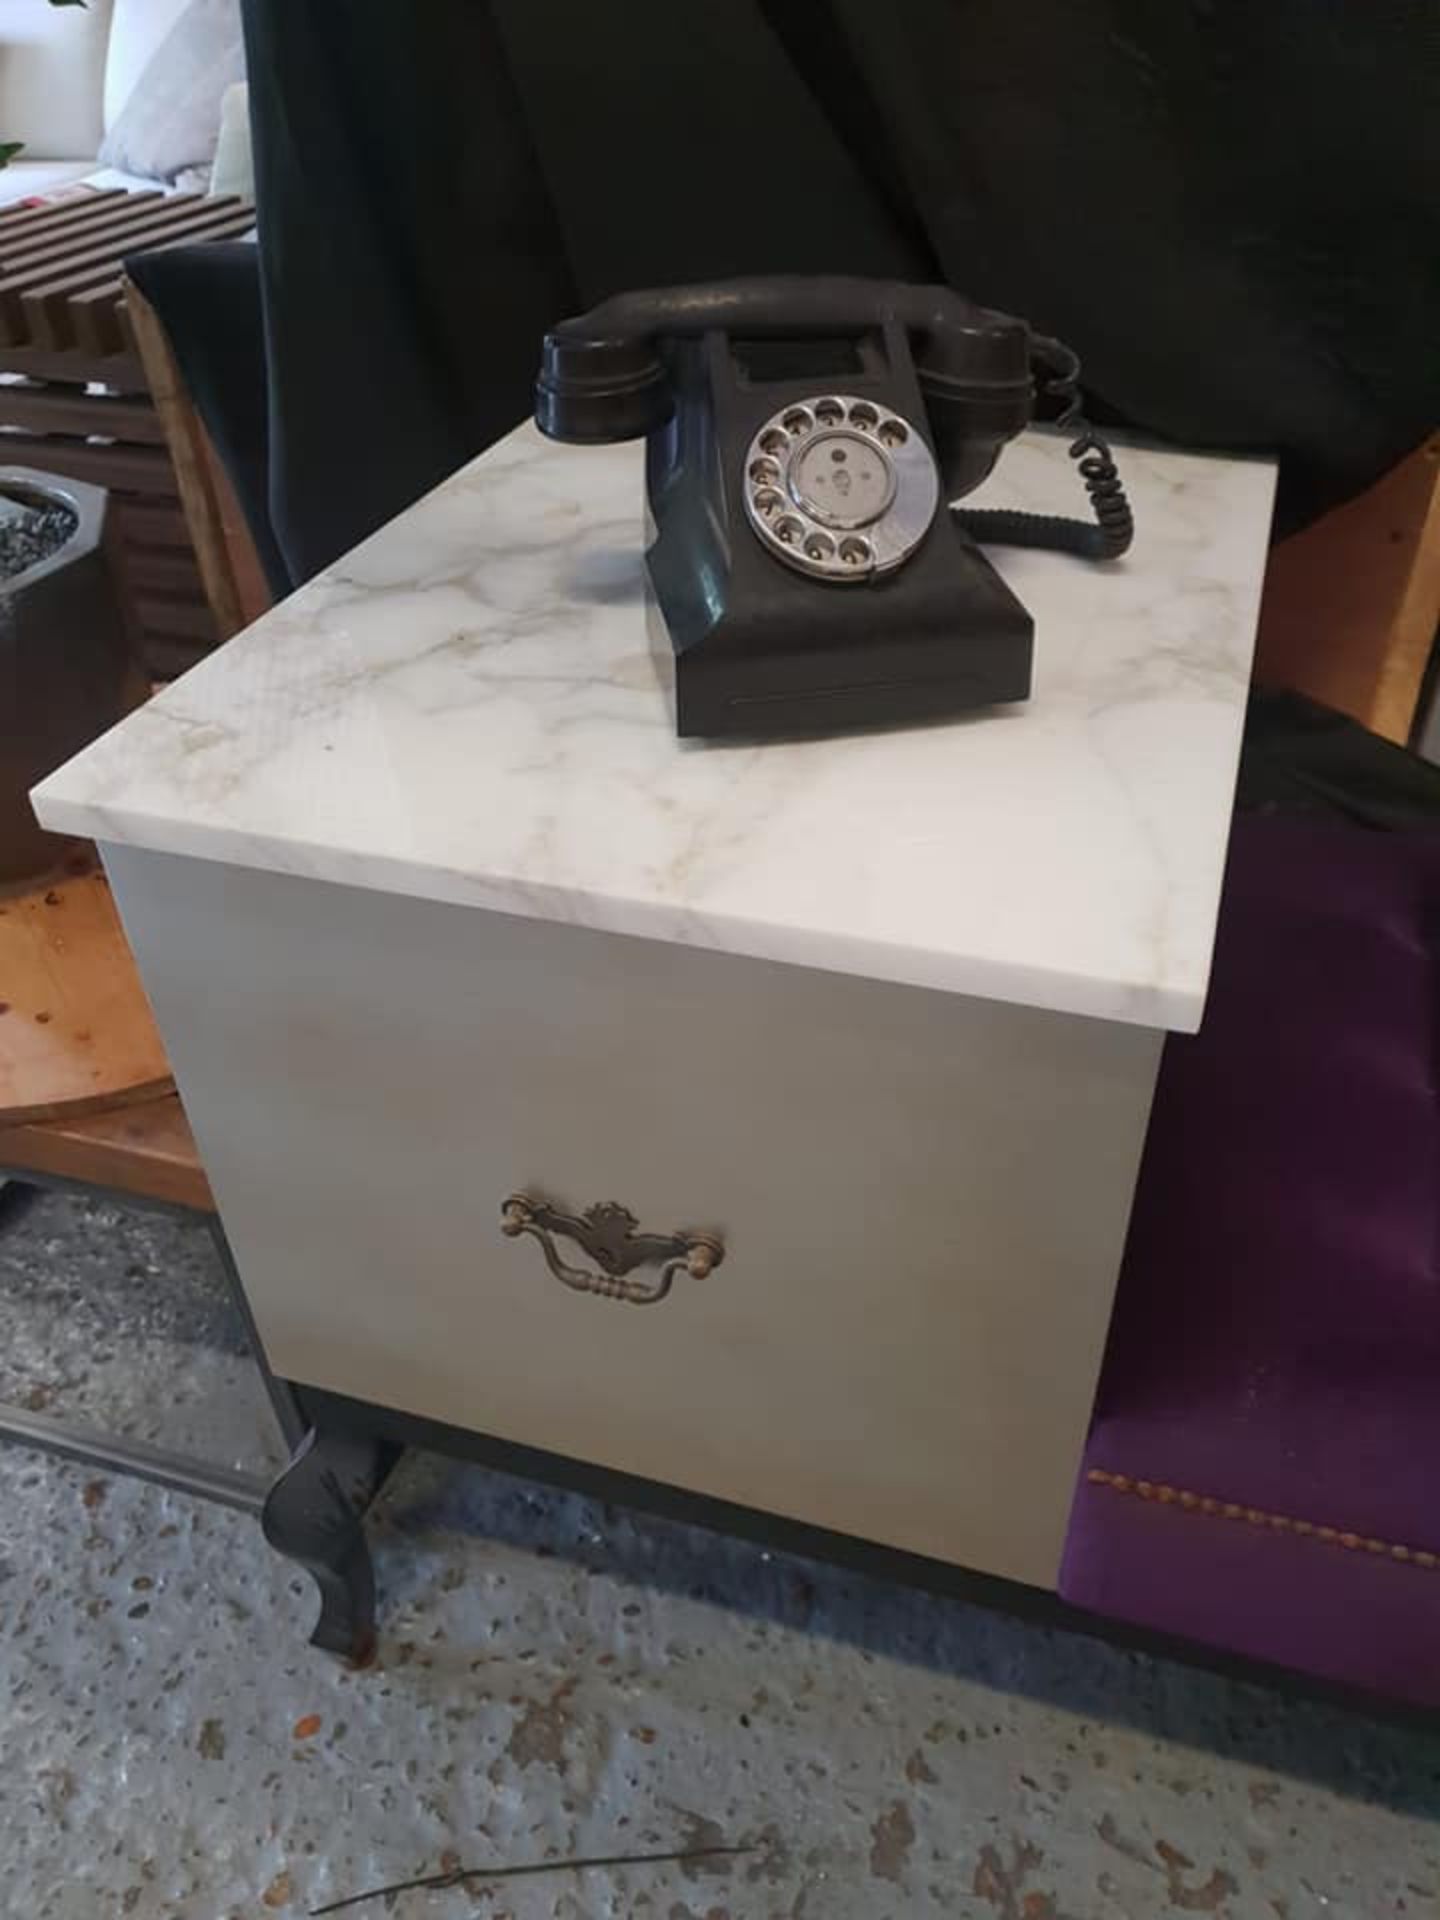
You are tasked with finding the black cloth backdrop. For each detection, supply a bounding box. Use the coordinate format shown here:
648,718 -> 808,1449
240,0 -> 1440,590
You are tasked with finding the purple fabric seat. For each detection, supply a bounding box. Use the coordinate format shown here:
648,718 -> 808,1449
1062,818 -> 1440,1706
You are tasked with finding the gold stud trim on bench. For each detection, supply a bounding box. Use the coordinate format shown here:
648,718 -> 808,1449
1086,1469 -> 1439,1570
500,1194 -> 724,1306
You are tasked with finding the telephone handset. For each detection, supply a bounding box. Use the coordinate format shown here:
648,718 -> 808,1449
534,277 -> 1132,738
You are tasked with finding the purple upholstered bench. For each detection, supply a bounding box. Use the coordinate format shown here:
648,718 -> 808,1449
1062,817 -> 1440,1708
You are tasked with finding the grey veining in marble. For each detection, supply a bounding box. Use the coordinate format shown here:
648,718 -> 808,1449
36,426 -> 1275,1028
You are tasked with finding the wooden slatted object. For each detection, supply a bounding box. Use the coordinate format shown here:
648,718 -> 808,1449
0,187 -> 255,678
0,1092 -> 212,1212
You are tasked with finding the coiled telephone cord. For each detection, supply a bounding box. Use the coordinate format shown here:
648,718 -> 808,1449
952,337 -> 1134,561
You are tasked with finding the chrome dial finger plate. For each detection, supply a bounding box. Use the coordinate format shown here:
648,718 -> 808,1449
742,395 -> 939,582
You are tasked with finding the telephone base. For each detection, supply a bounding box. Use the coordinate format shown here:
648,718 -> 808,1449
647,517 -> 1034,742
671,641 -> 1034,740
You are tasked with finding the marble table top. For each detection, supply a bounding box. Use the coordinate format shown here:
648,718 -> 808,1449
36,423 -> 1274,1030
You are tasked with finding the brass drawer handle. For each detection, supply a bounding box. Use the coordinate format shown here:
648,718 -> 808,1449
500,1193 -> 723,1305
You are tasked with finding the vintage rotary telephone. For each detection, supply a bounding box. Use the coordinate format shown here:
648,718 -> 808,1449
535,277 -> 1132,738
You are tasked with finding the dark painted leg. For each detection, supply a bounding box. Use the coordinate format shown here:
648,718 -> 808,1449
262,1425 -> 402,1660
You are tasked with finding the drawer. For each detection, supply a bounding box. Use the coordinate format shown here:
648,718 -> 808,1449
106,846 -> 1161,1590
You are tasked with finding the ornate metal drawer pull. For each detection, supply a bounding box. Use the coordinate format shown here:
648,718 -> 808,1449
500,1193 -> 723,1305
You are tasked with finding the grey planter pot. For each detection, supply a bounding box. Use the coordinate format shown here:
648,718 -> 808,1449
1,468 -> 143,882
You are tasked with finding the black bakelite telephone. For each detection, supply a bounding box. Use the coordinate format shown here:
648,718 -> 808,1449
534,277 -> 1132,739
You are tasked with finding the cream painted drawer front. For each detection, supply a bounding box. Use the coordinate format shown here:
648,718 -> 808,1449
106,845 -> 1161,1591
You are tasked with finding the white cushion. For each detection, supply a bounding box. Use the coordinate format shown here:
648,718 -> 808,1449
98,0 -> 241,184
207,78 -> 249,197
103,0 -> 193,131
0,159 -> 95,207
84,162 -> 189,194
0,0 -> 115,159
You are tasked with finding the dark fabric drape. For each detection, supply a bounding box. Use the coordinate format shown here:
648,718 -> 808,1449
821,0 -> 1440,531
239,0 -> 576,585
1238,691 -> 1440,829
240,0 -> 1440,587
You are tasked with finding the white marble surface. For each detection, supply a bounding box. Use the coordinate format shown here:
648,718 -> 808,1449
35,423 -> 1274,1029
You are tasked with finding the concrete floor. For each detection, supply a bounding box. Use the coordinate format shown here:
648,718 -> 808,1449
2,1185 -> 1439,1919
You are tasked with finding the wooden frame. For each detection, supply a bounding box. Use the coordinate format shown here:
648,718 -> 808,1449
1254,435 -> 1440,744
124,274 -> 272,644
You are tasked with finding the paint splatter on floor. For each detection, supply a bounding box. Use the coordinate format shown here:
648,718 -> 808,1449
2,1186 -> 1439,1917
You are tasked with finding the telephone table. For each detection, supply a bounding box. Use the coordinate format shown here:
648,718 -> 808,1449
34,426 -> 1275,1655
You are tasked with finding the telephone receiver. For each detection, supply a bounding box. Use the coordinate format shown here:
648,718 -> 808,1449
534,276 -> 1132,739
